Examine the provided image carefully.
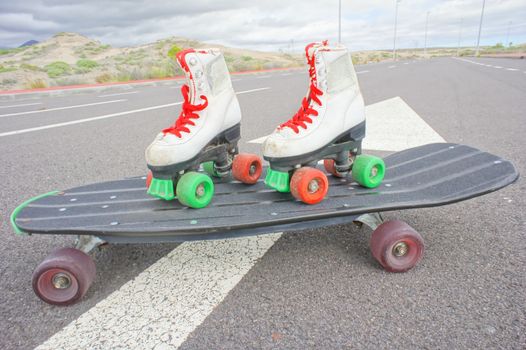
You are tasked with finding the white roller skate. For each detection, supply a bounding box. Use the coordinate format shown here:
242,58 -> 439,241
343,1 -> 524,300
146,48 -> 262,208
263,41 -> 385,204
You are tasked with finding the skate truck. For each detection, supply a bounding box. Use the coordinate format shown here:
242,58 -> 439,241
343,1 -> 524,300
263,41 -> 384,205
145,48 -> 263,208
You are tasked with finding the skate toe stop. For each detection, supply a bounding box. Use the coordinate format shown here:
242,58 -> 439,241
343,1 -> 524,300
147,178 -> 176,200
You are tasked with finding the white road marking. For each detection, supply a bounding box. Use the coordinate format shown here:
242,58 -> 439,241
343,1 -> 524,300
255,75 -> 272,79
98,91 -> 139,98
249,96 -> 445,151
0,102 -> 42,109
356,70 -> 370,74
388,65 -> 396,69
0,88 -> 269,138
453,57 -> 523,73
36,234 -> 281,350
249,135 -> 268,144
362,96 -> 445,151
403,62 -> 409,65
0,99 -> 126,118
281,73 -> 293,76
236,87 -> 270,94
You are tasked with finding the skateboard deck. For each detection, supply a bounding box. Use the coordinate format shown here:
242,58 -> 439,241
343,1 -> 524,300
12,143 -> 519,243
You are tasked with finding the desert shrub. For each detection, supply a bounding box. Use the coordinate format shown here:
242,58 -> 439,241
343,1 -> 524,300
116,72 -> 132,82
76,59 -> 98,69
44,61 -> 71,78
0,47 -> 27,56
241,55 -> 253,61
147,65 -> 172,79
55,77 -> 87,86
20,63 -> 42,71
95,73 -> 113,83
2,78 -> 17,85
0,65 -> 16,73
75,43 -> 110,57
27,79 -> 47,89
167,45 -> 182,60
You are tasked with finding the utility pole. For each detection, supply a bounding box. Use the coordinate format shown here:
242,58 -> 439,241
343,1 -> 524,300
337,0 -> 342,44
457,18 -> 463,56
505,21 -> 512,47
424,11 -> 430,56
475,0 -> 486,56
393,0 -> 401,60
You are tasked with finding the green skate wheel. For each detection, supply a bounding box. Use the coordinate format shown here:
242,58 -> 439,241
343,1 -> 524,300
176,172 -> 214,208
202,161 -> 220,177
352,155 -> 385,188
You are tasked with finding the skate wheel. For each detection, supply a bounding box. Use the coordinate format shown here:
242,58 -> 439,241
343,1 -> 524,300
323,159 -> 345,177
32,248 -> 96,305
370,220 -> 424,273
176,172 -> 214,208
202,161 -> 220,177
146,171 -> 153,189
290,167 -> 328,204
232,153 -> 262,184
352,155 -> 385,188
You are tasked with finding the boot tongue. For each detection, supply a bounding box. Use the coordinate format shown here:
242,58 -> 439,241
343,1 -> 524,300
176,50 -> 199,104
182,61 -> 198,104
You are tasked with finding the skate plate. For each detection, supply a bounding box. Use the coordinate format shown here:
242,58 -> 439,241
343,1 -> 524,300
12,143 -> 518,243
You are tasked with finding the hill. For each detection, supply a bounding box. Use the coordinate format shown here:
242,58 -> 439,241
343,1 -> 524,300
19,40 -> 39,47
0,32 -> 302,90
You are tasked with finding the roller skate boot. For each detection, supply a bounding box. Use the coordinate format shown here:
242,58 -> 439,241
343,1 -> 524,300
146,48 -> 262,208
263,41 -> 385,204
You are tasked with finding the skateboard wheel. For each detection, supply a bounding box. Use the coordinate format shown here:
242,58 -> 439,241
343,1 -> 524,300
146,171 -> 153,189
202,161 -> 220,177
176,172 -> 214,208
352,155 -> 385,188
290,167 -> 328,204
232,153 -> 262,184
370,220 -> 424,273
32,248 -> 96,306
323,159 -> 345,178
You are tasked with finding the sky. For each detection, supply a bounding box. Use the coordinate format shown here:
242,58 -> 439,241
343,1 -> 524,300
0,0 -> 525,52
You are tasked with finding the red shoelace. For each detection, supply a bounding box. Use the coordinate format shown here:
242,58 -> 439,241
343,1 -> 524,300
162,84 -> 208,138
280,43 -> 324,134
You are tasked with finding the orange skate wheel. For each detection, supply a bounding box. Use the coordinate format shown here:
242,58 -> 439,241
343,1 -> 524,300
232,153 -> 262,184
146,171 -> 153,189
290,167 -> 328,204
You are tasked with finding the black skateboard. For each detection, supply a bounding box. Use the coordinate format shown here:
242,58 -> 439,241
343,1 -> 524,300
11,143 -> 519,305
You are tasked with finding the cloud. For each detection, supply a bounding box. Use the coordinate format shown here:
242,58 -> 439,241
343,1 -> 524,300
0,0 -> 524,51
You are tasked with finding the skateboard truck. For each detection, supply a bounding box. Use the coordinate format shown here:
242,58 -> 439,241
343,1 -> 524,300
354,212 -> 384,230
74,235 -> 106,254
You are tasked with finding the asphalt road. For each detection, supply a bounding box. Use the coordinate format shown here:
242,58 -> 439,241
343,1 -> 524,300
1,57 -> 525,349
